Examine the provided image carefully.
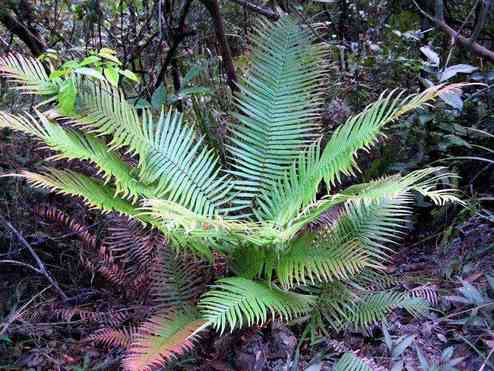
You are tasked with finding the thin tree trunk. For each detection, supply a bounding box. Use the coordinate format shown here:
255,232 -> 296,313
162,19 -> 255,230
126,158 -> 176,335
0,9 -> 47,56
201,0 -> 239,93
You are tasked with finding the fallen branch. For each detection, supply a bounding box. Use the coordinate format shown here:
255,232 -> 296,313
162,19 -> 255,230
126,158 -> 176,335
0,214 -> 68,300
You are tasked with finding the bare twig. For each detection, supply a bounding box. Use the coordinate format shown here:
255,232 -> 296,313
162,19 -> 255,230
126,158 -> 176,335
0,285 -> 53,337
0,214 -> 68,300
413,0 -> 494,62
227,0 -> 279,21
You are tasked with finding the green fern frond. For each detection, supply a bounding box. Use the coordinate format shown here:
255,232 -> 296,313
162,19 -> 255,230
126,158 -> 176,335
334,352 -> 375,371
317,284 -> 428,331
139,109 -> 234,216
19,169 -> 141,218
0,110 -> 151,200
0,54 -> 58,95
199,277 -> 316,334
347,291 -> 428,329
276,234 -> 375,288
140,199 -> 281,246
77,82 -> 233,216
290,167 -> 460,235
257,86 -> 461,227
123,310 -> 205,371
76,80 -> 147,155
228,16 -> 327,215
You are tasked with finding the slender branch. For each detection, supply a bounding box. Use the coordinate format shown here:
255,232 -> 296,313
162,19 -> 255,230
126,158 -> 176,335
413,0 -> 494,62
434,0 -> 445,21
151,0 -> 194,95
227,0 -> 279,21
0,285 -> 53,337
0,214 -> 68,300
470,0 -> 493,43
0,260 -> 41,273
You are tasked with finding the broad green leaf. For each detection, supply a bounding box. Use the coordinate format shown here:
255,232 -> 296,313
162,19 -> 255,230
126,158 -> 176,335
74,67 -> 105,81
119,69 -> 140,82
104,67 -> 120,86
58,79 -> 77,115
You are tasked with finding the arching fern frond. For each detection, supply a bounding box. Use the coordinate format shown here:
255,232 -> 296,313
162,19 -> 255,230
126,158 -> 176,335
256,85 -> 462,226
346,291 -> 428,329
0,54 -> 58,95
139,109 -> 233,217
19,169 -> 141,218
228,16 -> 327,215
317,283 -> 428,331
199,277 -> 316,334
123,310 -> 205,371
0,110 -> 152,200
76,82 -> 233,216
276,233 -> 375,288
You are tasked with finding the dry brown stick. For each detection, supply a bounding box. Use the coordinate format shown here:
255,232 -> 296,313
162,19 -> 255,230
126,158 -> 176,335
0,214 -> 68,300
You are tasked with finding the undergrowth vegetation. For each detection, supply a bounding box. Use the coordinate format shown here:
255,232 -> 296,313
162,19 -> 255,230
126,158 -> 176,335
0,16 -> 467,370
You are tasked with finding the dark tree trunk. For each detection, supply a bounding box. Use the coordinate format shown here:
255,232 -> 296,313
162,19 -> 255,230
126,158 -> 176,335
0,6 -> 47,56
201,0 -> 239,93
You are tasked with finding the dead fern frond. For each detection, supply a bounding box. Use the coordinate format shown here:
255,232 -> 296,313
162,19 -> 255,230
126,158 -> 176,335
150,248 -> 207,310
53,307 -> 129,326
123,310 -> 205,371
408,284 -> 439,305
103,215 -> 165,276
88,326 -> 136,348
35,205 -> 97,248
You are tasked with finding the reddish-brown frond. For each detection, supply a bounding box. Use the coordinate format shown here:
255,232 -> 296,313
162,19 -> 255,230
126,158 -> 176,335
53,307 -> 129,326
87,326 -> 135,348
123,311 -> 205,371
103,215 -> 166,276
150,248 -> 207,309
35,205 -> 97,249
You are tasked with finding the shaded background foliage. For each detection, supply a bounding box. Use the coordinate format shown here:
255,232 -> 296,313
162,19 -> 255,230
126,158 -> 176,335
0,0 -> 494,370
